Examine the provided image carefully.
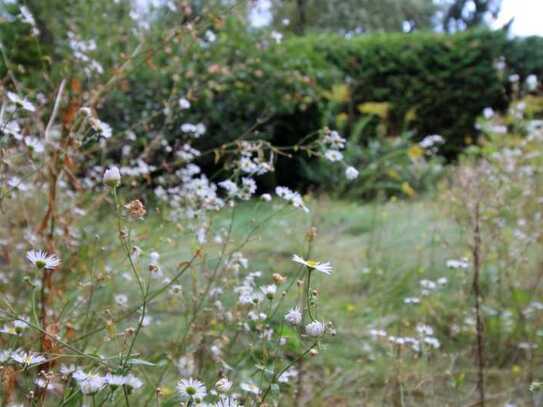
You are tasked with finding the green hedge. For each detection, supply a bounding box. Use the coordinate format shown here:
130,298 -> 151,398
101,28 -> 517,188
292,30 -> 510,156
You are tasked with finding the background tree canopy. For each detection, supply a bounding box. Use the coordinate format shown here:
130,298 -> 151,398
267,0 -> 503,34
0,0 -> 540,197
269,0 -> 437,34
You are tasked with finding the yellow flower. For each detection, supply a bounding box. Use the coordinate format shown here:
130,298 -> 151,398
408,145 -> 424,161
401,182 -> 416,198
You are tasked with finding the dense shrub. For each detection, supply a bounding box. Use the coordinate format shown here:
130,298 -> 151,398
2,6 -> 536,192
505,36 -> 543,82
295,30 -> 510,157
102,26 -> 511,192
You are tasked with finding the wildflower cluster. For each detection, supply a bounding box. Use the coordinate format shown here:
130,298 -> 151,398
0,13 -> 351,402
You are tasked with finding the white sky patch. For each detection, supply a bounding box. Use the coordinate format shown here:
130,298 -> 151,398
249,0 -> 272,28
494,0 -> 543,36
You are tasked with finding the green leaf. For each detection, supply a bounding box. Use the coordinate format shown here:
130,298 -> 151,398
127,358 -> 157,367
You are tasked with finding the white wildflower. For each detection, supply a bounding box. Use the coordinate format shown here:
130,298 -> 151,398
124,374 -> 144,389
214,396 -> 240,407
60,364 -> 77,375
26,249 -> 60,270
483,107 -> 495,119
275,186 -> 309,213
284,307 -> 302,325
305,321 -> 326,337
324,149 -> 343,162
179,97 -> 191,110
90,118 -> 112,138
0,349 -> 12,362
73,370 -> 106,394
215,377 -> 232,393
176,378 -> 207,402
292,254 -> 333,275
446,258 -> 469,270
177,355 -> 195,377
6,91 -> 36,112
24,137 -> 45,153
278,367 -> 298,383
219,180 -> 239,196
114,294 -> 128,306
345,166 -> 359,180
260,284 -> 277,300
11,350 -> 47,366
103,166 -> 121,187
169,284 -> 183,296
526,74 -> 538,91
240,382 -> 260,395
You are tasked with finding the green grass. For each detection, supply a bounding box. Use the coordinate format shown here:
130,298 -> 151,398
68,195 -> 541,406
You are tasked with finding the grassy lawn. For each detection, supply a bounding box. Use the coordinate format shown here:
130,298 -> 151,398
78,194 -> 534,406
2,189 -> 540,406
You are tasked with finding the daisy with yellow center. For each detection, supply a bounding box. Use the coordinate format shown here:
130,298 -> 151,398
26,249 -> 61,270
292,254 -> 333,275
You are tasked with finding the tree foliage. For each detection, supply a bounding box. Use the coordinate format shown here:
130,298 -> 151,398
439,0 -> 502,32
269,0 -> 438,34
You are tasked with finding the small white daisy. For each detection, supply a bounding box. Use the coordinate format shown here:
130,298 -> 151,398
179,97 -> 191,110
260,284 -> 277,300
169,284 -> 183,296
6,91 -> 36,112
345,166 -> 359,180
26,249 -> 61,270
278,367 -> 298,383
103,166 -> 121,187
124,374 -> 144,389
114,294 -> 128,306
240,381 -> 260,395
215,377 -> 232,393
305,321 -> 326,337
324,149 -> 343,162
90,117 -> 112,138
73,370 -> 106,394
105,374 -> 126,386
60,364 -> 77,375
35,377 -> 62,391
284,307 -> 302,325
292,254 -> 333,275
176,378 -> 207,402
24,137 -> 45,153
214,395 -> 240,407
0,349 -> 12,362
11,349 -> 47,366
446,258 -> 470,270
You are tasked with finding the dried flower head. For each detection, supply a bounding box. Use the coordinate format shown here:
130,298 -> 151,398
124,199 -> 146,219
272,273 -> 286,284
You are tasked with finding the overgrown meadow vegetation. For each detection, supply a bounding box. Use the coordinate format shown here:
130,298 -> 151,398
1,1 -> 543,406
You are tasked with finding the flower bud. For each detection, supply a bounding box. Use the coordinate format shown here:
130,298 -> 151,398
103,166 -> 121,187
215,377 -> 232,393
272,273 -> 286,284
305,321 -> 326,337
345,166 -> 359,180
